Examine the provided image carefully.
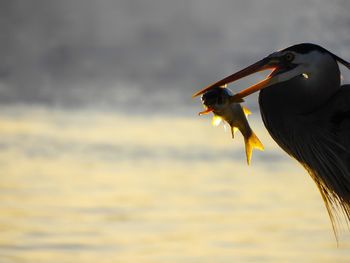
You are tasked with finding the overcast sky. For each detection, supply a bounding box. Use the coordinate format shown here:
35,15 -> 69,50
1,0 -> 350,111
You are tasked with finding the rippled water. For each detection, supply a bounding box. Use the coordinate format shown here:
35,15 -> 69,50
0,106 -> 350,263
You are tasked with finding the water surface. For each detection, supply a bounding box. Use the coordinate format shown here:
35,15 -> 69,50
0,106 -> 349,263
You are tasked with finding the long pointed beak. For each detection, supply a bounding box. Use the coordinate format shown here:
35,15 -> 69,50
192,57 -> 278,99
198,108 -> 213,115
229,73 -> 280,102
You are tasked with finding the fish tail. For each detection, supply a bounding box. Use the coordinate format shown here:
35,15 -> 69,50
244,131 -> 264,165
231,126 -> 238,138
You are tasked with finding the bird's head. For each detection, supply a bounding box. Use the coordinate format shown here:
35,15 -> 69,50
194,43 -> 350,113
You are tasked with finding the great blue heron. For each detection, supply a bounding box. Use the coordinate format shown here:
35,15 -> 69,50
193,43 -> 350,238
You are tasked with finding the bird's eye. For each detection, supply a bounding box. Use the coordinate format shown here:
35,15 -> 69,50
285,52 -> 295,62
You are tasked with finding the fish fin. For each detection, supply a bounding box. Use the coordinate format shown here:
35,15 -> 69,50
230,126 -> 238,138
242,106 -> 251,116
212,115 -> 223,126
244,131 -> 264,165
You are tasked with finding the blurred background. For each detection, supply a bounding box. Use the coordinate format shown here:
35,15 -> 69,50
1,0 -> 350,262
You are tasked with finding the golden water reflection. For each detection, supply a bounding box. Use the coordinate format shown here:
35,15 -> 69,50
0,106 -> 349,263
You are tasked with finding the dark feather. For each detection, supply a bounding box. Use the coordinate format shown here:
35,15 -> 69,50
283,43 -> 328,54
260,85 -> 350,239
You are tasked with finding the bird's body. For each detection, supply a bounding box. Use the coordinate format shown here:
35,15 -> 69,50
193,43 -> 350,237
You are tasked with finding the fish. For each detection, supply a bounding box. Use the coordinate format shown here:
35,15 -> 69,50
199,86 -> 264,165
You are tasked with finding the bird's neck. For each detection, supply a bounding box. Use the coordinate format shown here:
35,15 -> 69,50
259,86 -> 350,203
258,85 -> 331,159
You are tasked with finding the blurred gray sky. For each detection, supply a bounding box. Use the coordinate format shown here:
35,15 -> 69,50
1,0 -> 350,111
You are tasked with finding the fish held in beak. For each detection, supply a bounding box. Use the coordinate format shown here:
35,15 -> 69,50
198,86 -> 264,165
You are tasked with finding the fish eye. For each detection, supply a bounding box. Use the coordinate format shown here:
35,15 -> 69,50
285,52 -> 295,62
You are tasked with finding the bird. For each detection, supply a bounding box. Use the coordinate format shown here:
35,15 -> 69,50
193,43 -> 350,239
